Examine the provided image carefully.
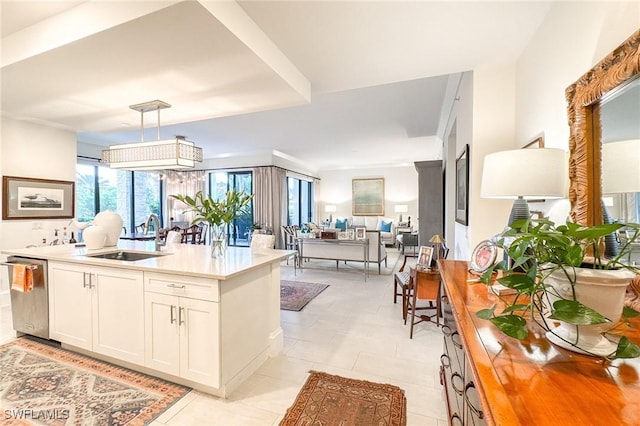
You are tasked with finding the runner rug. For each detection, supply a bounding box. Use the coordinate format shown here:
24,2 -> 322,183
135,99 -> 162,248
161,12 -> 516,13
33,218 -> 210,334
0,337 -> 190,425
280,281 -> 329,311
280,371 -> 407,426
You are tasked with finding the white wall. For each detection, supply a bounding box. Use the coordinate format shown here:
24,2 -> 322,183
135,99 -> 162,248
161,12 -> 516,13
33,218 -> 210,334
516,2 -> 640,150
0,117 -> 77,305
318,165 -> 419,224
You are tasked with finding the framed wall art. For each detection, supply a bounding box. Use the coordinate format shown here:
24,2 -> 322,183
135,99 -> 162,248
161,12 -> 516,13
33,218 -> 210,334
455,145 -> 469,225
352,178 -> 384,216
2,176 -> 75,220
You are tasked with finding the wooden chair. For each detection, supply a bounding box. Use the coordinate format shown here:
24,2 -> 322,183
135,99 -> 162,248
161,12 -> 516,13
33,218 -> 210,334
404,268 -> 442,339
182,224 -> 205,244
393,254 -> 417,305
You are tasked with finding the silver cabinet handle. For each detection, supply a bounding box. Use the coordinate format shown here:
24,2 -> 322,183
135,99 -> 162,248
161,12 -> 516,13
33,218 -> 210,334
179,307 -> 185,325
167,283 -> 186,289
170,305 -> 176,324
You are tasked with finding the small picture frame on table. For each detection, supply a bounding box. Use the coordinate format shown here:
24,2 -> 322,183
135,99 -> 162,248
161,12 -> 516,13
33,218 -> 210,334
355,227 -> 366,240
417,245 -> 434,270
470,240 -> 498,273
347,229 -> 355,240
338,231 -> 350,240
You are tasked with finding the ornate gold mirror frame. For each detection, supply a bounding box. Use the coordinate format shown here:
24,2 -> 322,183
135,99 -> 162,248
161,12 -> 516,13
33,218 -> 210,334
566,29 -> 640,226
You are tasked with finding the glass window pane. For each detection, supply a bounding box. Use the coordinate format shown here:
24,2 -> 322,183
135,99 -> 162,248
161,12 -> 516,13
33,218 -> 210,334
98,167 -> 132,231
288,177 -> 300,226
301,182 -> 310,224
133,171 -> 161,229
76,164 -> 96,222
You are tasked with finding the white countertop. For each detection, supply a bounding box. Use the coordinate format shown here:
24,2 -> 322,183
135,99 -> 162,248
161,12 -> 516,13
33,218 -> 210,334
2,241 -> 294,280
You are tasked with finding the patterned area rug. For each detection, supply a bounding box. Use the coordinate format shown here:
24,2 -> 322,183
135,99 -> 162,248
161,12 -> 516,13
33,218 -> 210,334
281,281 -> 329,311
280,371 -> 407,426
0,338 -> 190,425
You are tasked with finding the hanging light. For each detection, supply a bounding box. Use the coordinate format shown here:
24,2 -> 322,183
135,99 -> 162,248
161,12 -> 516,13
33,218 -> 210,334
101,100 -> 203,170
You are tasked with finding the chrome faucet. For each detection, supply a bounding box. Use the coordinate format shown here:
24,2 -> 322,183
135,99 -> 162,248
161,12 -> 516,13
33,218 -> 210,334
145,214 -> 164,251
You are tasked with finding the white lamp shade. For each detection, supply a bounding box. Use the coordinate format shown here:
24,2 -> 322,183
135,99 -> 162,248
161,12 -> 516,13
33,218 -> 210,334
394,204 -> 408,213
602,140 -> 640,194
481,148 -> 568,199
325,205 -> 337,213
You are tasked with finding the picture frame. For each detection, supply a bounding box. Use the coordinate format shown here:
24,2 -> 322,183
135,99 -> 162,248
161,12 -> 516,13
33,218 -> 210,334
522,134 -> 545,149
337,231 -> 350,240
417,245 -> 434,268
455,144 -> 469,225
2,176 -> 75,220
352,178 -> 384,216
355,227 -> 366,240
470,240 -> 498,273
347,229 -> 355,240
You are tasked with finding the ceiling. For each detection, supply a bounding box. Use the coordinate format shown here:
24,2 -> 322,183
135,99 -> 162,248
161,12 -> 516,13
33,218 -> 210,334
0,1 -> 554,172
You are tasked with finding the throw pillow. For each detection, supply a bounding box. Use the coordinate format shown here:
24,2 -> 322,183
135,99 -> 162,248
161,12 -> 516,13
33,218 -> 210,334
380,221 -> 392,232
335,218 -> 347,230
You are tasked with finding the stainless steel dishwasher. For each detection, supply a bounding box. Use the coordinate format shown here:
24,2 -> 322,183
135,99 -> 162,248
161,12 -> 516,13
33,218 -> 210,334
2,256 -> 49,339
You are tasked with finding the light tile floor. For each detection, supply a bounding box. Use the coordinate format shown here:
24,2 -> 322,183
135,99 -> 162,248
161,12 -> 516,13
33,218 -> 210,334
0,248 -> 448,425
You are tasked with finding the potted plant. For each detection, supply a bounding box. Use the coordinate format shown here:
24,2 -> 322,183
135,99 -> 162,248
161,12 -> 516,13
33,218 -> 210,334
170,190 -> 253,257
477,218 -> 640,359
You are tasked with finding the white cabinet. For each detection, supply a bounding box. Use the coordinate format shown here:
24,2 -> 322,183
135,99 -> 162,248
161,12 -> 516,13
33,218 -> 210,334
48,262 -> 144,365
144,272 -> 220,387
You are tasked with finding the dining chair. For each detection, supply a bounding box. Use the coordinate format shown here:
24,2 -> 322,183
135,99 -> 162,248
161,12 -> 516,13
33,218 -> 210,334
251,232 -> 275,249
182,224 -> 205,244
393,254 -> 418,306
166,230 -> 183,245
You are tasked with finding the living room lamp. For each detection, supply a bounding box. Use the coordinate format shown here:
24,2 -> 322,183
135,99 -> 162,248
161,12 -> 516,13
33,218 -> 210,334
429,234 -> 444,261
481,148 -> 568,226
325,205 -> 337,223
394,204 -> 408,223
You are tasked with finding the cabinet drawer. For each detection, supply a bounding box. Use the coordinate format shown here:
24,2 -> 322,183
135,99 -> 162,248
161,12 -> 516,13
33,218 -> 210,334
144,272 -> 219,302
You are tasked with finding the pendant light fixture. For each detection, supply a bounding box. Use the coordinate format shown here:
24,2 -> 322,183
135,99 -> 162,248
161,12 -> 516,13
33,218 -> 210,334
101,100 -> 203,171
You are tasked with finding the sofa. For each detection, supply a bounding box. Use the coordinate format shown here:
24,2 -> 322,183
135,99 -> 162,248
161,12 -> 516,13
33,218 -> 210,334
330,216 -> 395,246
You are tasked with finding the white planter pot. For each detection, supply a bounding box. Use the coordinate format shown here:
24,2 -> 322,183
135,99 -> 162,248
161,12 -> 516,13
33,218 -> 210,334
545,266 -> 635,356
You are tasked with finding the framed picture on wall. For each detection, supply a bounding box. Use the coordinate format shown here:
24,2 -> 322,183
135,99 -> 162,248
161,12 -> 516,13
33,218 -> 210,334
455,145 -> 469,225
352,178 -> 384,216
2,176 -> 75,220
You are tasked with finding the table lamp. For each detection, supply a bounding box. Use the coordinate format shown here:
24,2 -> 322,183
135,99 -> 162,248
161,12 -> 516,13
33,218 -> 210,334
325,205 -> 336,224
481,148 -> 568,226
429,234 -> 444,261
394,205 -> 408,223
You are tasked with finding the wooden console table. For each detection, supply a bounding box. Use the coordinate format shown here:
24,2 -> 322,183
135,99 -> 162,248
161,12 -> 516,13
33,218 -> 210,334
296,237 -> 369,280
438,259 -> 640,425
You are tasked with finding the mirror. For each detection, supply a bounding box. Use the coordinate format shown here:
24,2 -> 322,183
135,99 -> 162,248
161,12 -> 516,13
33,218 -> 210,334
567,29 -> 640,226
600,76 -> 640,224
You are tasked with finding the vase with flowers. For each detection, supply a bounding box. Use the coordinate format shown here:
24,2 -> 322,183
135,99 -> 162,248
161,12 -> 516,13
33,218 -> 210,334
171,190 -> 253,257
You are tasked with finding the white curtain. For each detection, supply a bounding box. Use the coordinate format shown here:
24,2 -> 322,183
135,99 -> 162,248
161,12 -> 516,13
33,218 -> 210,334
164,170 -> 206,224
253,166 -> 287,248
313,177 -> 320,223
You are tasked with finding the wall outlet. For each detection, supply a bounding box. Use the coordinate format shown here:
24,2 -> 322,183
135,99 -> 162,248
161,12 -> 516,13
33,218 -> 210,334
31,222 -> 42,230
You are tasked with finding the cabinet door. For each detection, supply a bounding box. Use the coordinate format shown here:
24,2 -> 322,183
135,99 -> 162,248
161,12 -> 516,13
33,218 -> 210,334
145,292 -> 180,376
179,297 -> 220,387
48,263 -> 92,350
92,268 -> 144,365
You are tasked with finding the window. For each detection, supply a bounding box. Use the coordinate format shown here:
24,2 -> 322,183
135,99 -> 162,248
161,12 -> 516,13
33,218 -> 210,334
76,163 -> 161,233
209,171 -> 253,247
288,177 -> 313,226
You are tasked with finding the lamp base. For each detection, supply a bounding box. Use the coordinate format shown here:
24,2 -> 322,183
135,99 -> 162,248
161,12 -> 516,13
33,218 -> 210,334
505,197 -> 530,269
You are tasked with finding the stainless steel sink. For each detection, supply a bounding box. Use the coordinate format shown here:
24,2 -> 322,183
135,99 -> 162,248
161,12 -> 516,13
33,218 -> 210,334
86,250 -> 167,261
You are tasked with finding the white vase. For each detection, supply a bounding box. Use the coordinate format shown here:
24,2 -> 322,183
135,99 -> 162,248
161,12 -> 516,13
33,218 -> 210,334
93,210 -> 123,246
83,225 -> 107,250
545,266 -> 635,356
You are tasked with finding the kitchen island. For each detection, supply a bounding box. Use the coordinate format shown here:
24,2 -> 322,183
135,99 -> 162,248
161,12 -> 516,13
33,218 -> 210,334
2,241 -> 294,397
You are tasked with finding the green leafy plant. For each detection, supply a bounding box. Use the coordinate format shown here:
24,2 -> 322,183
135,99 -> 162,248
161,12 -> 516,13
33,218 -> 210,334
170,190 -> 253,227
477,218 -> 640,359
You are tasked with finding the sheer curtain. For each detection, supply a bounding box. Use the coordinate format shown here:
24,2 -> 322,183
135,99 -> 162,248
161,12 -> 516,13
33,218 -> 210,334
253,166 -> 287,248
313,177 -> 320,223
164,170 -> 206,225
